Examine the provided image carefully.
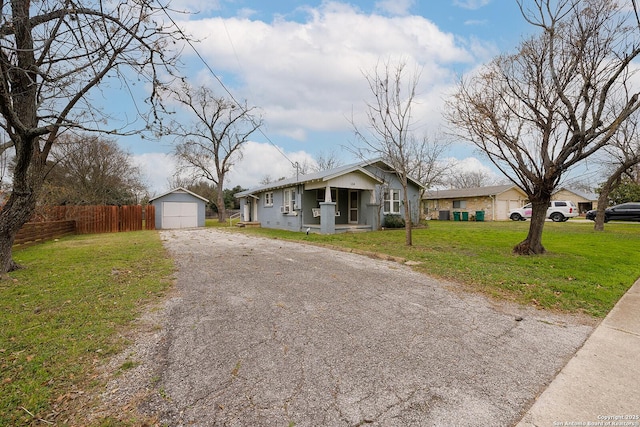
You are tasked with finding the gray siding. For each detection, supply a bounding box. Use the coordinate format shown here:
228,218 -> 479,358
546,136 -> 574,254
151,191 -> 207,229
238,164 -> 421,232
362,164 -> 421,225
247,185 -> 304,232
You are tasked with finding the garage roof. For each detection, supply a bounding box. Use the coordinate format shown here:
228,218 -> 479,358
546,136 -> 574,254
149,187 -> 209,203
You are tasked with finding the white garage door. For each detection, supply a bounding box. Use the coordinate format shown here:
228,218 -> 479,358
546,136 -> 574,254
162,202 -> 198,229
496,199 -> 524,220
493,200 -> 505,221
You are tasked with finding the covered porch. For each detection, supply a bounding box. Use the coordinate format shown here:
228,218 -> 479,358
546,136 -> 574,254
302,168 -> 382,234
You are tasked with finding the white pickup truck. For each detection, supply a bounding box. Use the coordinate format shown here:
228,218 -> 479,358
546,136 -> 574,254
509,201 -> 579,222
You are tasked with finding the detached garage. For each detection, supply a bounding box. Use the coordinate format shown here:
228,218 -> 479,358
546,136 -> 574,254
149,187 -> 209,229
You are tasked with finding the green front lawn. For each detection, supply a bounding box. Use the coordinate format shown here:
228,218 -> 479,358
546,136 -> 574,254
0,231 -> 173,426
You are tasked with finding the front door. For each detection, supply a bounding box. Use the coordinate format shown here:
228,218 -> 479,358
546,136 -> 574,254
349,190 -> 358,224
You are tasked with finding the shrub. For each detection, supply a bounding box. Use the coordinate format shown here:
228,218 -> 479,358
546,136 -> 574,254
383,214 -> 405,228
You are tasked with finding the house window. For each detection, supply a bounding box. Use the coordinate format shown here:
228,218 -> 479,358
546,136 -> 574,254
264,192 -> 273,207
384,188 -> 401,214
282,188 -> 296,213
453,200 -> 467,209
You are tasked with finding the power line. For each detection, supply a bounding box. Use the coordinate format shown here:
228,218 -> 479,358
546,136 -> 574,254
157,3 -> 297,168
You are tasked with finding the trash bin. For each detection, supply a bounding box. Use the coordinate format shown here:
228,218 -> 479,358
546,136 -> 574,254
475,210 -> 485,222
461,212 -> 469,221
453,211 -> 460,221
439,210 -> 450,221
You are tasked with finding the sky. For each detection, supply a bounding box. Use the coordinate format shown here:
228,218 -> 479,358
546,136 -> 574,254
121,0 -> 537,195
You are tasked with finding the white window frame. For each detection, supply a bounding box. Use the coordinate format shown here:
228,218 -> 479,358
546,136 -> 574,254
264,192 -> 273,207
283,188 -> 296,213
453,200 -> 467,209
383,188 -> 401,214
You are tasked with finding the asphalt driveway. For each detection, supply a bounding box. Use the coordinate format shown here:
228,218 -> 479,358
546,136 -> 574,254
108,228 -> 594,426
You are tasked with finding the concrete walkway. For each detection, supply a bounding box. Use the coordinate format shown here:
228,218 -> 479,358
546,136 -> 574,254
516,279 -> 640,427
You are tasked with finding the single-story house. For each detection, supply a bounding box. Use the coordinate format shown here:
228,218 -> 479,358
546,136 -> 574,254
423,184 -> 528,221
234,159 -> 423,234
423,184 -> 599,221
552,188 -> 598,213
149,187 -> 209,229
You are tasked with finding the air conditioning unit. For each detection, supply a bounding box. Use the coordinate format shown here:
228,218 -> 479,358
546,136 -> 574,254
280,205 -> 290,214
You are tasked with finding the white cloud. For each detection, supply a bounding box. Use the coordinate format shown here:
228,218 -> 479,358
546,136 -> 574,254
449,156 -> 494,173
132,152 -> 178,196
453,0 -> 492,10
226,141 -> 317,189
133,142 -> 321,194
176,3 -> 480,141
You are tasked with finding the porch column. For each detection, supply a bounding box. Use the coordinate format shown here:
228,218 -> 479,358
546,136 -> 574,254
243,200 -> 250,222
252,199 -> 258,222
324,184 -> 332,202
320,201 -> 336,234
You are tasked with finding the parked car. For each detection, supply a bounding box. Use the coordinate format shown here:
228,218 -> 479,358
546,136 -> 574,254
509,200 -> 579,222
585,202 -> 640,222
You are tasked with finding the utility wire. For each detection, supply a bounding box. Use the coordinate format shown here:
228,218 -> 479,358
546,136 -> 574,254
157,3 -> 298,168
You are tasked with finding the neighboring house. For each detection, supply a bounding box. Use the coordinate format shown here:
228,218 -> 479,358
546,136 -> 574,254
423,184 -> 598,221
149,187 -> 209,229
234,159 -> 423,234
552,187 -> 598,214
423,184 -> 528,221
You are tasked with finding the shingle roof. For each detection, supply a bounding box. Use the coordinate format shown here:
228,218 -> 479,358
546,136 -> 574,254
149,187 -> 209,203
556,187 -> 598,201
423,184 -> 520,200
234,158 -> 423,198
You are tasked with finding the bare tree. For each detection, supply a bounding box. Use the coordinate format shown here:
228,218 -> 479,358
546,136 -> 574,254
352,59 -> 423,246
446,0 -> 640,255
591,114 -> 640,230
41,134 -> 147,205
259,175 -> 274,185
167,82 -> 262,222
405,133 -> 453,206
313,150 -> 344,172
0,0 -> 181,272
446,170 -> 493,189
291,159 -> 311,177
291,150 -> 344,176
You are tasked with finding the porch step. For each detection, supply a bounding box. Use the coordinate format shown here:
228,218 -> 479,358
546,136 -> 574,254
236,221 -> 261,228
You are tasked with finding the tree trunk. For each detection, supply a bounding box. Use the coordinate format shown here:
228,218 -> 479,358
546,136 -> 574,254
593,191 -> 610,231
513,198 -> 549,255
593,163 -> 633,231
216,180 -> 226,223
0,2 -> 41,273
402,183 -> 412,246
0,192 -> 38,272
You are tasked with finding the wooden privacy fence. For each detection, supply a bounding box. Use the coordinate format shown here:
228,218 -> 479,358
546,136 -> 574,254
36,205 -> 156,234
14,220 -> 76,248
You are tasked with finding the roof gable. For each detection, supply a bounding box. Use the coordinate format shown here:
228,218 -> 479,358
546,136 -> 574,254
149,187 -> 210,203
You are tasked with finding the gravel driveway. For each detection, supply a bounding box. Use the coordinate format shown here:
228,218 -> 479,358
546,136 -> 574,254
102,228 -> 594,426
